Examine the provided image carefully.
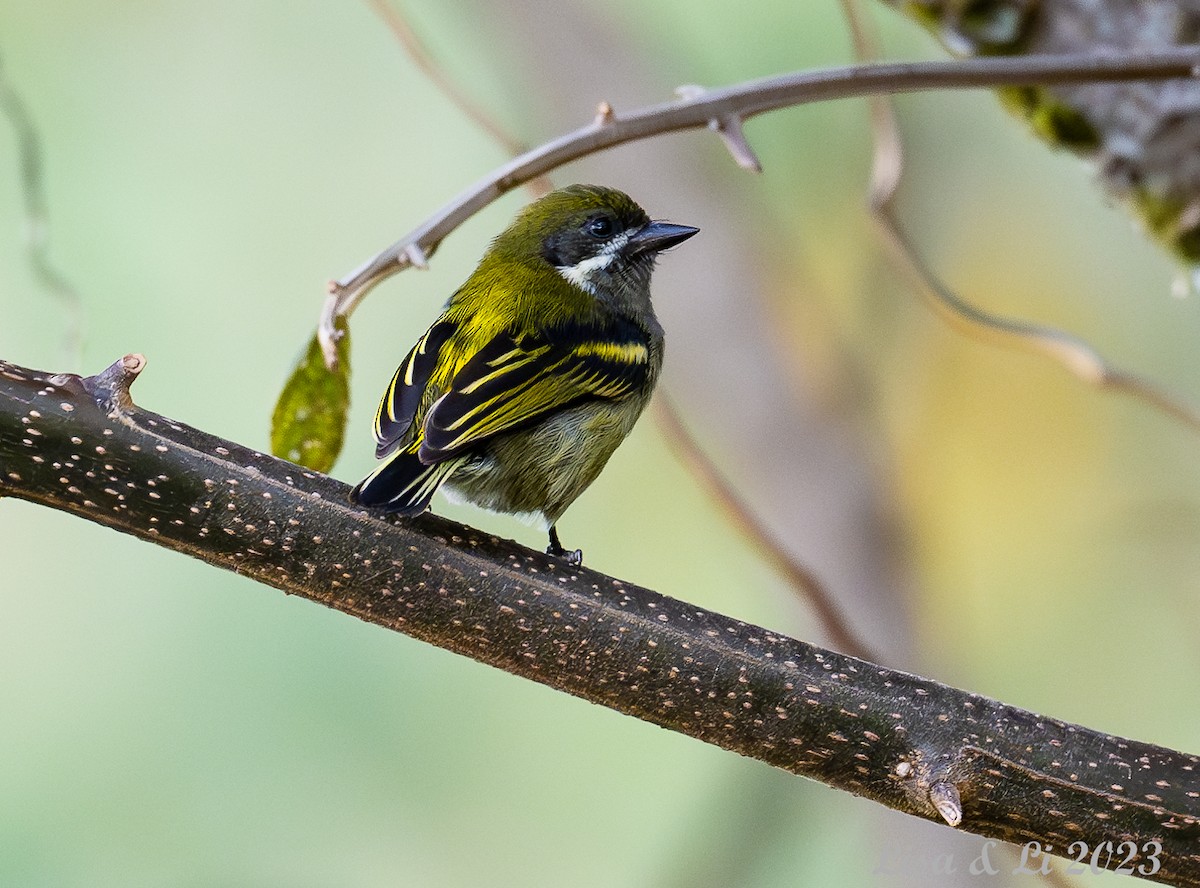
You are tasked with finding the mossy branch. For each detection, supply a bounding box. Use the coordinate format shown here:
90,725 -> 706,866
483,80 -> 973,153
2,354 -> 1198,884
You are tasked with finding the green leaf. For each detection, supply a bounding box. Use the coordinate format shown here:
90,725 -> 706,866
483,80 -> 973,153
270,322 -> 351,473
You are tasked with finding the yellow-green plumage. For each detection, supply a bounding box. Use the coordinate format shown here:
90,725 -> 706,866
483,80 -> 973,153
350,184 -> 698,561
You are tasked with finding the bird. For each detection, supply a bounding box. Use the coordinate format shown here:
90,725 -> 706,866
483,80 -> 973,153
350,184 -> 698,565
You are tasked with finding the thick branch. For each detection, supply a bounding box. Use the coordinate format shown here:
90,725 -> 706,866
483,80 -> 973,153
1,355 -> 1198,884
320,48 -> 1200,365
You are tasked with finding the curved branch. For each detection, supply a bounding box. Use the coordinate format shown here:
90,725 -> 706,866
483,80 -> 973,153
2,353 -> 1198,884
364,0 -> 554,198
318,47 -> 1200,366
875,209 -> 1200,430
840,11 -> 1200,432
652,395 -> 877,662
365,0 -> 525,156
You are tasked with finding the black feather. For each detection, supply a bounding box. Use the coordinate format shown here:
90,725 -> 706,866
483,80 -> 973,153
350,447 -> 463,515
374,320 -> 456,457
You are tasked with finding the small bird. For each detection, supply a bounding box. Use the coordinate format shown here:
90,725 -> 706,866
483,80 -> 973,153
350,184 -> 698,564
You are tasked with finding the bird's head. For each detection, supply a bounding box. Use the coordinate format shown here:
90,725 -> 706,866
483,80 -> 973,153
491,184 -> 698,316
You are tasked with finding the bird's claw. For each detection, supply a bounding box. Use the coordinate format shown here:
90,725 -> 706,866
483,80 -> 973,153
545,541 -> 584,567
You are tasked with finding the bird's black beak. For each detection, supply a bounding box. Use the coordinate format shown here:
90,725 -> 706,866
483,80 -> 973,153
627,221 -> 700,256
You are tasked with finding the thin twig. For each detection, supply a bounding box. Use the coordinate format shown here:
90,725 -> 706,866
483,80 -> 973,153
838,10 -> 1200,432
364,0 -> 521,155
364,0 -> 553,198
0,51 -> 83,361
317,47 -> 1200,366
654,395 -> 878,661
877,211 -> 1200,431
839,0 -> 904,205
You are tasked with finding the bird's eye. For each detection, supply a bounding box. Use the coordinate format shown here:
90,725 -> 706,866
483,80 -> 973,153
587,216 -> 614,238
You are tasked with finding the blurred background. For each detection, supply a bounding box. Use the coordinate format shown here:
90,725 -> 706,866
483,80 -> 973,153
2,1 -> 1199,885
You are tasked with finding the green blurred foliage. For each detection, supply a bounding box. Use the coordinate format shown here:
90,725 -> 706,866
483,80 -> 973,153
2,2 -> 1199,887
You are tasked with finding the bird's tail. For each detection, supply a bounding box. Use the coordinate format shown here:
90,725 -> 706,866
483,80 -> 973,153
349,447 -> 464,516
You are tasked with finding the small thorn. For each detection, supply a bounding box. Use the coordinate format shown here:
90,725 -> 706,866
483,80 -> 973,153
404,243 -> 429,269
929,780 -> 963,827
84,353 -> 148,414
594,101 -> 615,125
712,115 -> 762,172
673,84 -> 761,172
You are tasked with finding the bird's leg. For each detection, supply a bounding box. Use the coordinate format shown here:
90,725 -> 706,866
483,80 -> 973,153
546,525 -> 583,566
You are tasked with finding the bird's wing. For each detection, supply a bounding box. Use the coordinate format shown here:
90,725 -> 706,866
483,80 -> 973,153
417,324 -> 652,464
372,320 -> 457,458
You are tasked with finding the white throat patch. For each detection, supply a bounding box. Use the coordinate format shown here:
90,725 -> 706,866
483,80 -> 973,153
556,231 -> 630,294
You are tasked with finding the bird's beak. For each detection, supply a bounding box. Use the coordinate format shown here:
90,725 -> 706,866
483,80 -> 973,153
627,221 -> 700,256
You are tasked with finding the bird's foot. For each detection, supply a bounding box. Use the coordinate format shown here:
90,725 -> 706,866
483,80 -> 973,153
547,526 -> 584,566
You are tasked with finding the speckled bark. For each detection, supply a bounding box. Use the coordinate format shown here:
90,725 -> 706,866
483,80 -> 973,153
1,355 -> 1198,884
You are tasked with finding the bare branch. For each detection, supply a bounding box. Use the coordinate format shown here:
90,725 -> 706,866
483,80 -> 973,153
838,0 -> 904,205
316,46 -> 1200,364
364,0 -> 521,156
364,0 -> 553,199
317,48 -> 1200,366
2,353 -> 1199,884
652,395 -> 877,662
879,1 -> 1200,265
674,84 -> 763,172
876,209 -> 1200,430
838,10 -> 1200,432
839,11 -> 1185,885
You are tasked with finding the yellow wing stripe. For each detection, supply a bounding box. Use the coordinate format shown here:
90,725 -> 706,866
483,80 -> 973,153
373,322 -> 457,448
439,365 -> 557,434
574,341 -> 649,364
459,349 -> 547,396
430,358 -> 638,454
375,364 -> 405,438
417,330 -> 651,461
